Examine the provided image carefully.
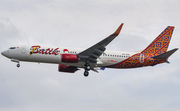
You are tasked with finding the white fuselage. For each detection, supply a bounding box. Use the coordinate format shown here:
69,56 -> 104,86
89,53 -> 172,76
2,45 -> 137,68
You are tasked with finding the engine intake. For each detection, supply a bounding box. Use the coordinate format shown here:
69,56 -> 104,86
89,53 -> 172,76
58,64 -> 78,73
61,54 -> 78,63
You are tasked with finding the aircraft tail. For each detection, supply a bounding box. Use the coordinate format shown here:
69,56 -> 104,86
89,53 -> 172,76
141,26 -> 174,56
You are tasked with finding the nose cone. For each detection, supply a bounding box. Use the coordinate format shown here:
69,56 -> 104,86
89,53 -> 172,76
1,50 -> 9,57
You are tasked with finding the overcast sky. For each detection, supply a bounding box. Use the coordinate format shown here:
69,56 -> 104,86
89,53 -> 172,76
0,0 -> 180,111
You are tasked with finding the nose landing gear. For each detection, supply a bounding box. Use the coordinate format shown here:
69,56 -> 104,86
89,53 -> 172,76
11,59 -> 20,68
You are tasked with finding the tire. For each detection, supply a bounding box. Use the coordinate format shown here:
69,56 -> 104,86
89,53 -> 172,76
86,66 -> 91,70
84,71 -> 89,77
17,64 -> 20,67
85,65 -> 91,71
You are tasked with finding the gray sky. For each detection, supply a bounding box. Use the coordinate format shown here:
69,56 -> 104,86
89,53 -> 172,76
0,0 -> 180,111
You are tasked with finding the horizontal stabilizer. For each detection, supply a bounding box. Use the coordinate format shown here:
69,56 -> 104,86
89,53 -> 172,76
153,48 -> 178,59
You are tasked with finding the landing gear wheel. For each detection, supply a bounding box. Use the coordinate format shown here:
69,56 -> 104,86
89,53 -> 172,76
85,65 -> 91,70
17,64 -> 20,68
85,62 -> 91,71
84,71 -> 89,77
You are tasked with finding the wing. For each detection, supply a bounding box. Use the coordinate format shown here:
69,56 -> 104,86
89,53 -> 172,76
78,23 -> 124,63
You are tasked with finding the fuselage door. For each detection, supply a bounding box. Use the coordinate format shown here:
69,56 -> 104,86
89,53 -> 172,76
140,54 -> 144,63
21,46 -> 26,53
18,46 -> 27,61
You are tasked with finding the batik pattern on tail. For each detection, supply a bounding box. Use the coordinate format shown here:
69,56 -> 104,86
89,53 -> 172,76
141,26 -> 174,56
108,26 -> 174,68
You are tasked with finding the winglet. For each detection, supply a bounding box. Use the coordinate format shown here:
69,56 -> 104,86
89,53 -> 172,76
110,23 -> 124,36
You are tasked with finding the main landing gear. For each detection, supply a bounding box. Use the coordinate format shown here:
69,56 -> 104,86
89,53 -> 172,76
84,70 -> 89,77
84,62 -> 91,77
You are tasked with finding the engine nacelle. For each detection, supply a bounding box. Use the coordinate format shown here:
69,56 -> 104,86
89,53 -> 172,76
58,64 -> 78,73
61,54 -> 78,63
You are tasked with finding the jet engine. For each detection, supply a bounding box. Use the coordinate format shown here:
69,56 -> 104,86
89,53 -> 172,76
58,64 -> 78,73
61,54 -> 78,63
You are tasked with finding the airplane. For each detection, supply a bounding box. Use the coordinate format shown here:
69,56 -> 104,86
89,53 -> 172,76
1,23 -> 178,77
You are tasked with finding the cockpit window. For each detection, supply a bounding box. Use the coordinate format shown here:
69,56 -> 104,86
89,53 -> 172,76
9,47 -> 16,49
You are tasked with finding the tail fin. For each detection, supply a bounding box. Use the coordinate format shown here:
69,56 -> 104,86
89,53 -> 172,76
141,26 -> 174,56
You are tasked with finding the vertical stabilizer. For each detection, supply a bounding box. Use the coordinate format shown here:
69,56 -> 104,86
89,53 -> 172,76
141,26 -> 174,56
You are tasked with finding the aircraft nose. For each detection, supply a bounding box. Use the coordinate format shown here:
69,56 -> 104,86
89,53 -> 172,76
1,50 -> 9,57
